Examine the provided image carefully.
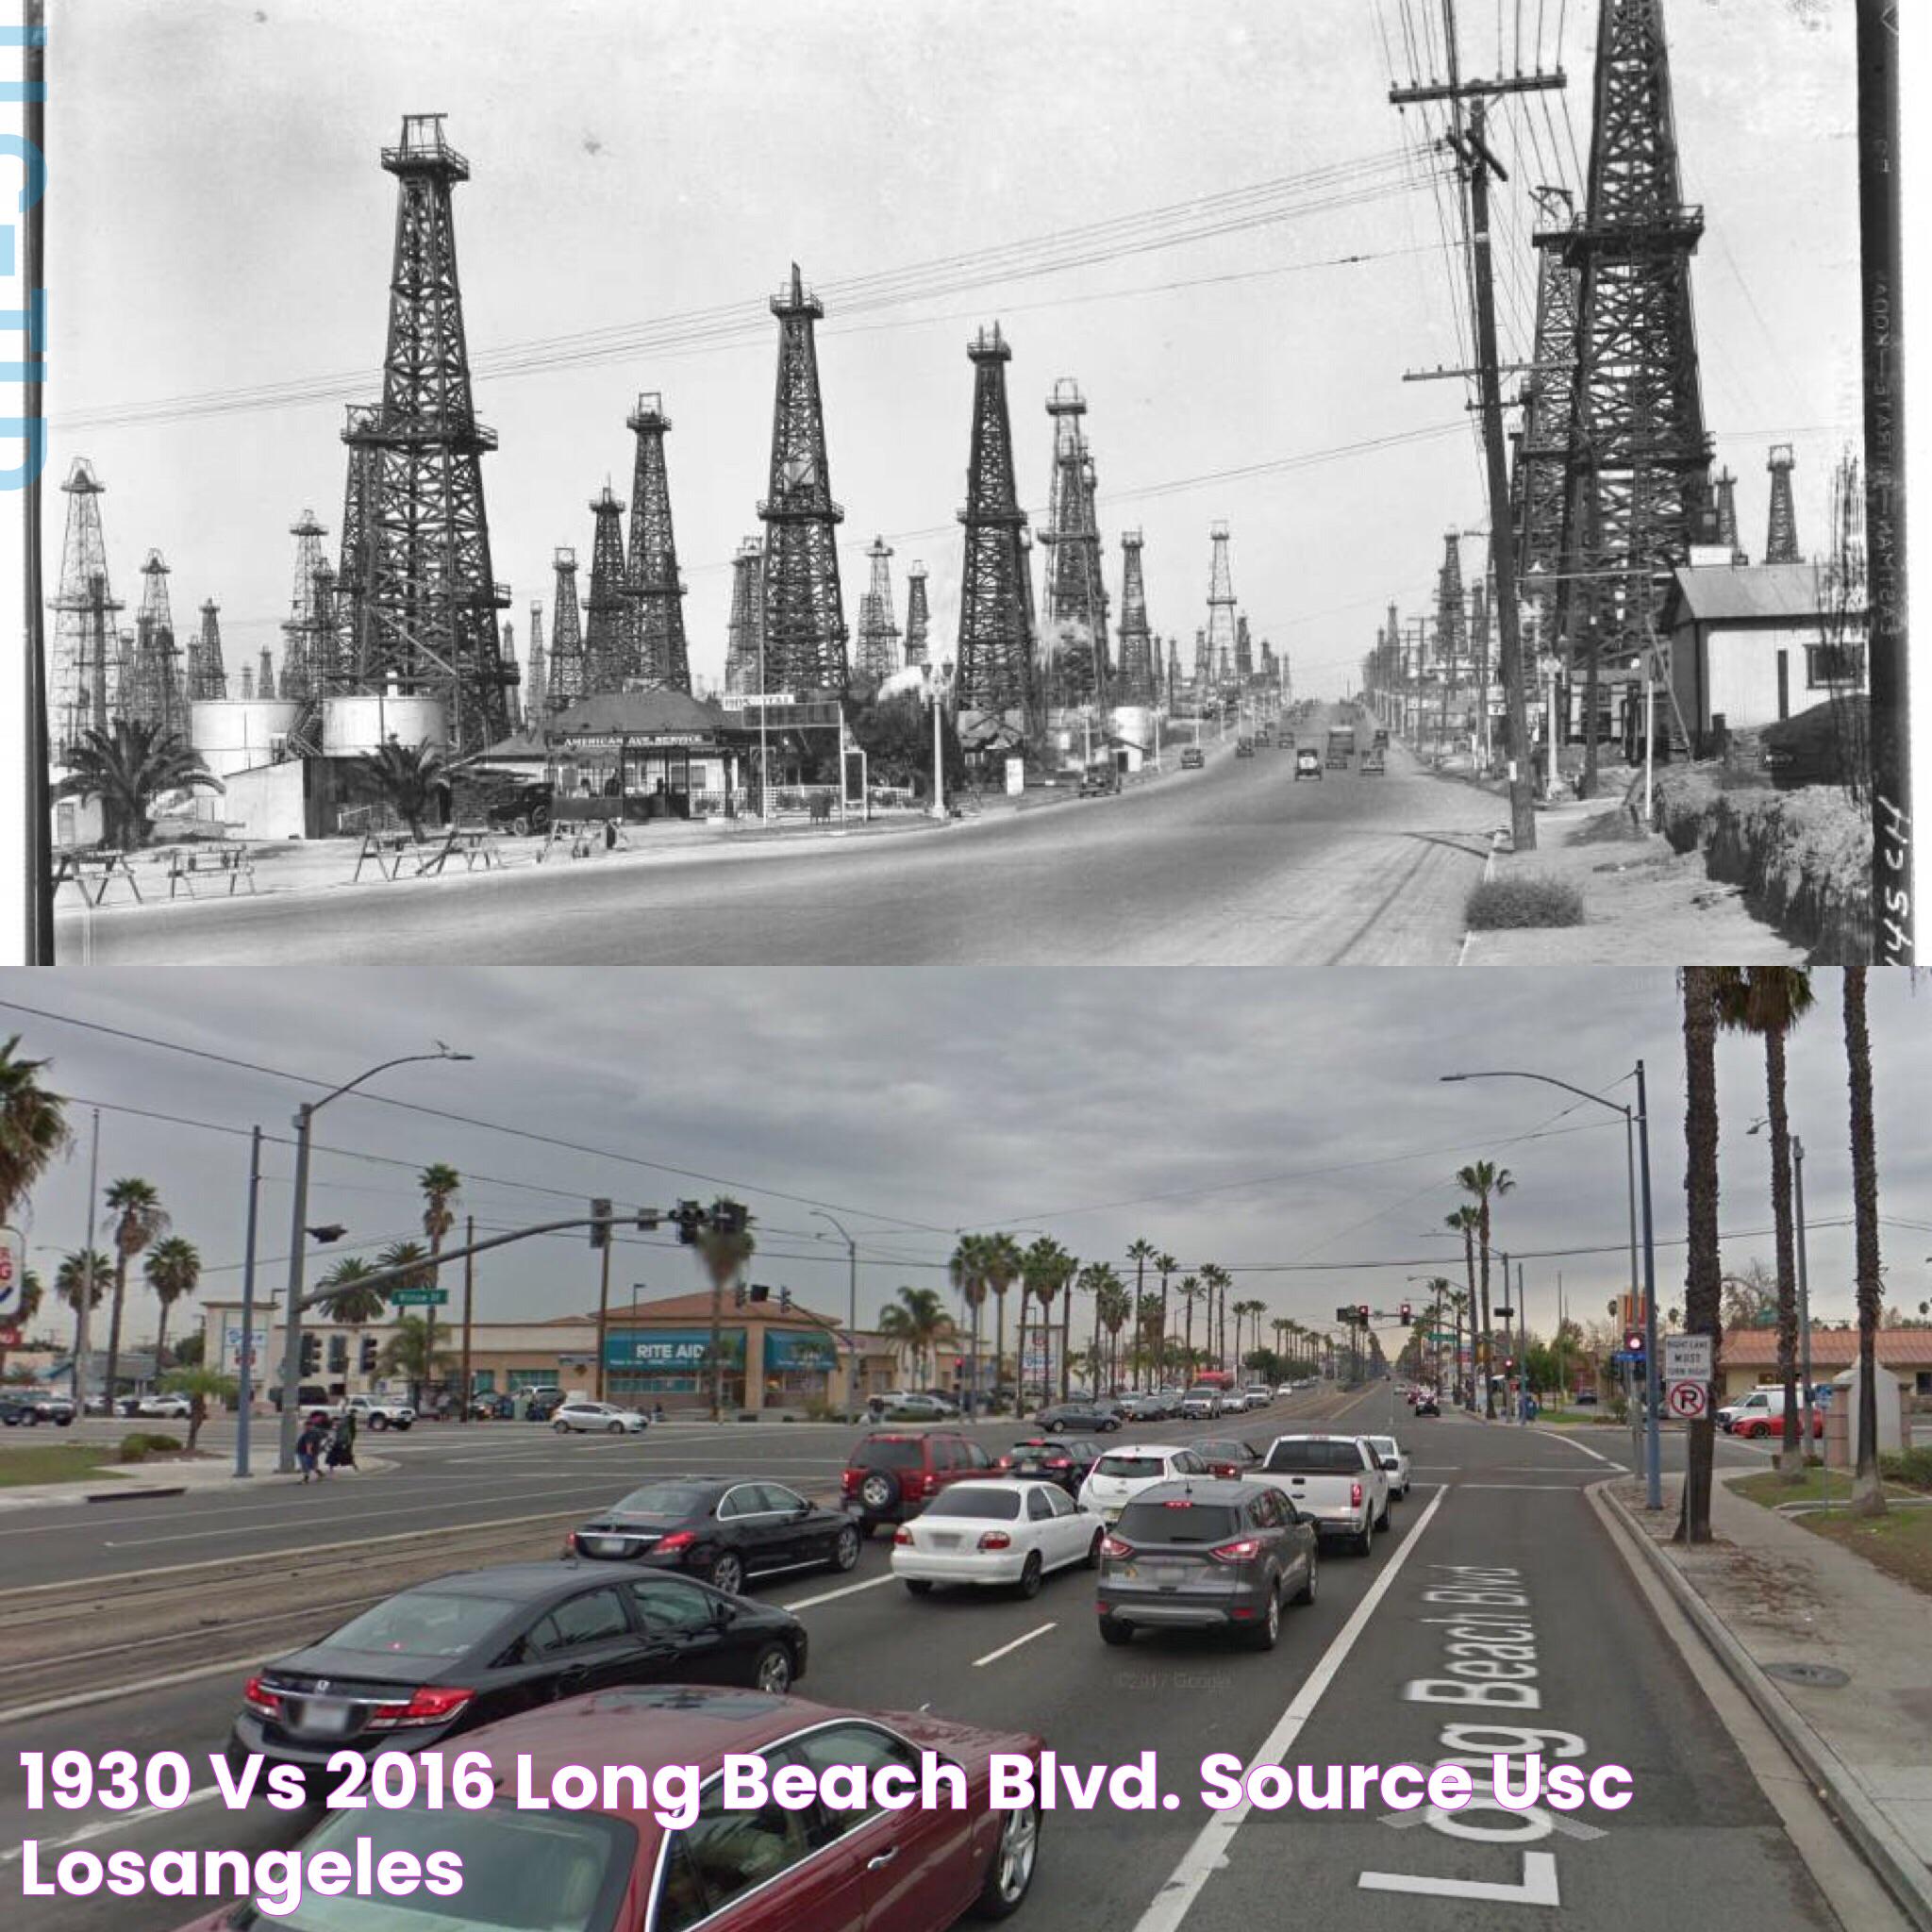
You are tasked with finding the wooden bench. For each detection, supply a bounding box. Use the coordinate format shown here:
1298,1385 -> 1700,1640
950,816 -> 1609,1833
52,849 -> 142,907
164,844 -> 258,899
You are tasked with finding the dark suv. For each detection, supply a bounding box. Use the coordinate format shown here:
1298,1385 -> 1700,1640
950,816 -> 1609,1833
1097,1478 -> 1317,1650
841,1429 -> 996,1536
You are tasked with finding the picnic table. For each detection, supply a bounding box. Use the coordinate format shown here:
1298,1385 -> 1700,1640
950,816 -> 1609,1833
52,848 -> 142,907
354,826 -> 504,881
165,844 -> 258,899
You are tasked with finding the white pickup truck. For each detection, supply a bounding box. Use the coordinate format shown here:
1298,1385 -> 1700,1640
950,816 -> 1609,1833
338,1393 -> 414,1431
1251,1433 -> 1388,1555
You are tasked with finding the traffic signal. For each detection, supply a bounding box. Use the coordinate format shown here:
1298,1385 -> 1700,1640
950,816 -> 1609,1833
1335,1305 -> 1354,1324
710,1199 -> 749,1237
675,1201 -> 705,1245
589,1199 -> 612,1249
747,1284 -> 771,1304
733,1283 -> 747,1308
1400,1301 -> 1412,1324
636,1208 -> 660,1231
779,1287 -> 793,1313
1624,1329 -> 1644,1356
299,1334 -> 321,1376
1357,1305 -> 1370,1325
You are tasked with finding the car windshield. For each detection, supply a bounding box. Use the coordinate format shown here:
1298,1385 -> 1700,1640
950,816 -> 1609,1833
852,1441 -> 924,1469
1192,1441 -> 1243,1459
238,1806 -> 636,1931
1116,1502 -> 1241,1544
323,1591 -> 517,1659
1366,1438 -> 1398,1456
607,1484 -> 715,1519
1094,1454 -> 1171,1478
923,1486 -> 1024,1520
1262,1440 -> 1362,1474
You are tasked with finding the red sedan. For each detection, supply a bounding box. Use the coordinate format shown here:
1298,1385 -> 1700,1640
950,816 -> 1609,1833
1732,1406 -> 1825,1441
173,1684 -> 1043,1931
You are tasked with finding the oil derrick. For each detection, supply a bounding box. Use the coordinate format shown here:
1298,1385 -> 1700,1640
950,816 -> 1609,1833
1764,444 -> 1799,563
1436,535 -> 1468,679
1166,638 -> 1181,709
1234,614 -> 1254,682
257,646 -> 276,702
1556,0 -> 1715,756
126,551 -> 187,736
312,562 -> 342,694
582,485 -> 630,695
49,458 -> 123,757
902,561 -> 931,670
1712,467 -> 1748,564
758,264 -> 848,692
955,325 -> 1035,719
501,620 -> 521,731
1470,576 -> 1491,707
624,392 -> 691,692
192,599 -> 227,701
279,510 -> 332,704
525,602 -> 547,720
545,547 -> 586,708
338,116 -> 514,751
240,662 -> 255,702
724,538 -> 765,695
1203,523 -> 1238,697
1517,189 -> 1581,646
1039,378 -> 1109,708
1114,529 -> 1156,704
852,537 -> 901,684
1191,626 -> 1213,703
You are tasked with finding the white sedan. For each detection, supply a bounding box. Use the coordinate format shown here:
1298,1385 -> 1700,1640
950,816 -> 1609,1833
1364,1433 -> 1411,1500
891,1478 -> 1103,1599
1075,1443 -> 1211,1524
552,1400 -> 649,1435
136,1393 -> 192,1419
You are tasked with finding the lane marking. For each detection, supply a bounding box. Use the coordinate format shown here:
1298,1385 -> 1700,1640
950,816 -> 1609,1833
0,1787 -> 224,1866
1530,1428 -> 1620,1467
1127,1483 -> 1448,1932
974,1622 -> 1057,1669
781,1574 -> 897,1612
1457,1483 -> 1598,1491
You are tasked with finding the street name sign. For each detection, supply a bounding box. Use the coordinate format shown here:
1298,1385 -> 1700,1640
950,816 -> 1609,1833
1663,1333 -> 1712,1382
390,1288 -> 449,1307
1666,1379 -> 1709,1421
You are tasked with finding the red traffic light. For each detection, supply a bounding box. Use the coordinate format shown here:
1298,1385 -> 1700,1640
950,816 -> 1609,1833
1624,1329 -> 1643,1355
1400,1302 -> 1412,1324
1357,1305 -> 1369,1323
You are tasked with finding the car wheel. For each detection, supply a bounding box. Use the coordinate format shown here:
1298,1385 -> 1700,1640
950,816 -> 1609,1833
1084,1529 -> 1104,1570
1245,1584 -> 1282,1651
394,1419 -> 412,1431
1046,1420 -> 1064,1433
553,1419 -> 570,1433
606,1421 -> 624,1434
858,1471 -> 901,1514
750,1642 -> 792,1694
709,1553 -> 745,1597
369,1414 -> 389,1432
904,1578 -> 934,1595
1015,1552 -> 1043,1600
973,1799 -> 1041,1920
1375,1503 -> 1391,1531
829,1525 -> 860,1572
1293,1550 -> 1318,1606
1098,1615 -> 1133,1647
510,813 -> 531,837
1352,1522 -> 1374,1557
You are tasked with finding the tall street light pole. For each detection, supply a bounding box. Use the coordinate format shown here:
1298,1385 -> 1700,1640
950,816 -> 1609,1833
276,1048 -> 472,1474
812,1210 -> 860,1419
1441,1062 -> 1663,1509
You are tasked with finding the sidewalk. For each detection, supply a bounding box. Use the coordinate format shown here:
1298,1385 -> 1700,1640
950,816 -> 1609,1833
1601,1470 -> 1932,1928
0,1449 -> 396,1512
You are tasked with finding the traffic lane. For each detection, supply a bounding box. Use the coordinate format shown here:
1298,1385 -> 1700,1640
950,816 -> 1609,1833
1165,1482 -> 1837,1932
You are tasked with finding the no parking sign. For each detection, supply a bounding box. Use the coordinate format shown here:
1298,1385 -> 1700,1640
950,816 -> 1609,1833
1666,1379 -> 1709,1420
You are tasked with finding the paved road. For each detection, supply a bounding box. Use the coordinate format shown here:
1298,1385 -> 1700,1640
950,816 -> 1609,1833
55,741 -> 1503,966
6,1386 -> 1884,1932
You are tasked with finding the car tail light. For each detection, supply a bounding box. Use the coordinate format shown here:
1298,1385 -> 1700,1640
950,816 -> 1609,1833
893,1526 -> 913,1545
242,1676 -> 282,1718
977,1531 -> 1012,1551
657,1530 -> 696,1553
1209,1538 -> 1261,1564
1351,1481 -> 1363,1508
368,1686 -> 475,1730
841,1470 -> 860,1493
1101,1535 -> 1133,1559
561,1533 -> 577,1556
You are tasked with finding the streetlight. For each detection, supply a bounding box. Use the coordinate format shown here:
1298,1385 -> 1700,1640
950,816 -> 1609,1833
276,1047 -> 472,1474
1748,1116 -> 1814,1453
1441,1063 -> 1663,1510
810,1210 -> 862,1419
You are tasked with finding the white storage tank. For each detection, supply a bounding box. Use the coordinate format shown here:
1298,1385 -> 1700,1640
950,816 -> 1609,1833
1112,706 -> 1155,771
322,693 -> 449,757
189,698 -> 302,778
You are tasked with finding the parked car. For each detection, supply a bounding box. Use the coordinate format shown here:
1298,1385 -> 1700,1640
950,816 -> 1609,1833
0,1393 -> 49,1426
892,1477 -> 1104,1598
1076,768 -> 1120,797
1239,1387 -> 1273,1411
554,1398 -> 650,1435
225,1565 -> 811,1799
1076,1443 -> 1210,1524
1188,1437 -> 1262,1479
566,1476 -> 861,1594
1360,748 -> 1386,774
996,1438 -> 1101,1495
524,1387 -> 568,1422
1249,1433 -> 1388,1554
1294,745 -> 1323,779
469,1391 -> 516,1419
135,1392 -> 192,1420
484,780 -> 553,837
1177,1385 -> 1224,1421
1117,1391 -> 1170,1422
841,1428 -> 997,1535
1721,1388 -> 1824,1439
338,1393 -> 414,1432
875,1391 -> 958,1421
1036,1400 -> 1120,1433
1180,746 -> 1206,770
1364,1433 -> 1412,1499
1097,1478 -> 1318,1649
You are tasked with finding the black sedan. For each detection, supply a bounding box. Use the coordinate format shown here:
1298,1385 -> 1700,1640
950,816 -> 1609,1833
230,1563 -> 808,1797
996,1438 -> 1102,1494
565,1476 -> 861,1597
1036,1402 -> 1122,1433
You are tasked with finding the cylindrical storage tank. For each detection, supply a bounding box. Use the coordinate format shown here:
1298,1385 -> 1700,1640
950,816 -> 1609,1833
322,694 -> 449,757
1112,706 -> 1153,771
189,699 -> 303,778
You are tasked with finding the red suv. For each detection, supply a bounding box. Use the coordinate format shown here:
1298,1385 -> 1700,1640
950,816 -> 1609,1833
841,1429 -> 996,1535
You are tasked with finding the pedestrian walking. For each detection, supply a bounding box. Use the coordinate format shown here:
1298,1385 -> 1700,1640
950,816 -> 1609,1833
327,1411 -> 358,1473
296,1410 -> 329,1483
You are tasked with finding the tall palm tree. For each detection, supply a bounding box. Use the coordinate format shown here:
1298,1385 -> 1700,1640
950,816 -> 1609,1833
1020,1238 -> 1071,1407
53,720 -> 224,849
0,1035 -> 71,1228
1195,1264 -> 1228,1374
985,1233 -> 1023,1411
313,1256 -> 389,1330
103,1177 -> 169,1407
1843,964 -> 1885,1516
1676,967 -> 1728,1544
417,1163 -> 461,1396
57,1249 -> 110,1363
1445,1206 -> 1481,1407
1153,1252 -> 1177,1388
355,737 -> 451,841
1178,1274 -> 1202,1374
1079,1262 -> 1124,1393
1096,1271 -> 1131,1388
692,1209 -> 756,1422
1124,1240 -> 1155,1388
143,1236 -> 202,1370
948,1234 -> 991,1414
1717,968 -> 1816,1480
1454,1165 -> 1513,1417
878,1286 -> 953,1389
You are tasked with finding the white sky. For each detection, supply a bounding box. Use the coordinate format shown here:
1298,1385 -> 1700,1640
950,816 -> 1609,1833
46,0 -> 1860,700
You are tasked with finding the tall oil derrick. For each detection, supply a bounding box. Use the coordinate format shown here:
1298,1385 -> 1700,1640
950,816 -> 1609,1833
334,413 -> 376,680
1517,188 -> 1581,651
1556,0 -> 1715,779
339,115 -> 514,751
1763,443 -> 1799,563
902,560 -> 931,669
279,510 -> 332,704
191,599 -> 227,702
1470,576 -> 1491,716
240,662 -> 255,702
1039,378 -> 1109,708
545,547 -> 586,708
525,602 -> 547,720
1436,533 -> 1468,676
854,536 -> 902,683
1203,523 -> 1238,697
257,645 -> 276,702
126,551 -> 187,736
48,458 -> 123,757
955,325 -> 1036,719
724,538 -> 765,694
312,562 -> 342,694
500,620 -> 521,731
758,264 -> 848,692
624,392 -> 691,692
1234,614 -> 1254,682
1712,467 -> 1747,563
1166,637 -> 1182,710
1191,626 -> 1213,703
1114,529 -> 1156,703
582,485 -> 630,695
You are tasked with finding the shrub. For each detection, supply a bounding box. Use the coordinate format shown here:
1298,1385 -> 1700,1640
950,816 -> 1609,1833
117,1431 -> 184,1462
1879,1445 -> 1932,1491
1465,875 -> 1586,930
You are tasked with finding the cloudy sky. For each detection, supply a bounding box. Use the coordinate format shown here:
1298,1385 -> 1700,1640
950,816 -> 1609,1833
46,0 -> 1858,701
3,968 -> 1927,1355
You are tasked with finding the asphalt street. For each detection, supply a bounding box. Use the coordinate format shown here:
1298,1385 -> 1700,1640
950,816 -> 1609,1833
4,1386 -> 1880,1932
53,741 -> 1504,967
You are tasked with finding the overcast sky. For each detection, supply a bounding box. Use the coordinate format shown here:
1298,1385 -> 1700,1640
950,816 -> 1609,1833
4,968 -> 1926,1354
46,0 -> 1858,701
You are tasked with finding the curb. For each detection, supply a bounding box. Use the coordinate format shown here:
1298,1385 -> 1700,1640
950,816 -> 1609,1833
1594,1479 -> 1932,1932
84,1485 -> 185,1502
1455,828 -> 1506,966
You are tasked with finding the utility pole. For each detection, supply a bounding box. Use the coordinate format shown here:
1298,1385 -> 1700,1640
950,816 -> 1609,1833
459,1214 -> 475,1421
74,1109 -> 99,1412
235,1125 -> 262,1478
1794,1138 -> 1814,1450
594,1234 -> 613,1403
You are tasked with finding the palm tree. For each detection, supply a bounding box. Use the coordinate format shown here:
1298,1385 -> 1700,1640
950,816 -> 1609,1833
984,1233 -> 1023,1411
878,1286 -> 953,1388
1153,1252 -> 1177,1388
1097,1273 -> 1132,1389
143,1236 -> 202,1370
375,1240 -> 436,1407
1676,966 -> 1728,1544
355,737 -> 451,841
53,720 -> 224,849
103,1177 -> 169,1407
378,1315 -> 456,1407
160,1366 -> 238,1454
56,1248 -> 110,1363
0,1035 -> 71,1228
1020,1238 -> 1072,1407
1079,1262 -> 1125,1393
1843,964 -> 1885,1516
417,1163 -> 461,1397
1178,1274 -> 1202,1374
1124,1240 -> 1155,1388
692,1208 -> 755,1421
1717,968 -> 1816,1480
313,1256 -> 389,1329
1454,1165 -> 1513,1417
1445,1206 -> 1481,1407
948,1234 -> 991,1414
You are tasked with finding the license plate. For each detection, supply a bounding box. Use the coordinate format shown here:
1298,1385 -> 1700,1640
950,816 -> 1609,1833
930,1533 -> 961,1550
1147,1565 -> 1183,1590
1104,1507 -> 1123,1524
587,1537 -> 628,1557
300,1699 -> 352,1736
